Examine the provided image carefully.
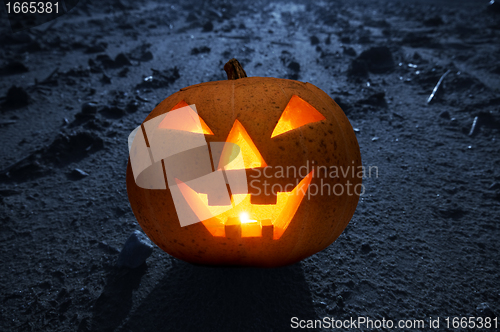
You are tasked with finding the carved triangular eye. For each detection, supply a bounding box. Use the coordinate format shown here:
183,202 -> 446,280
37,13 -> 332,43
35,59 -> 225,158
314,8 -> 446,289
271,95 -> 326,138
158,100 -> 214,135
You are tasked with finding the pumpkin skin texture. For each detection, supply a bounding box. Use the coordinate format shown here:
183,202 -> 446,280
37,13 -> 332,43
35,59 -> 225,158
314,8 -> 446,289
126,75 -> 362,267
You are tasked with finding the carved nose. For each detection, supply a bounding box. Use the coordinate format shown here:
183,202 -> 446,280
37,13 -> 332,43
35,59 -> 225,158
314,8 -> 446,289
218,120 -> 267,170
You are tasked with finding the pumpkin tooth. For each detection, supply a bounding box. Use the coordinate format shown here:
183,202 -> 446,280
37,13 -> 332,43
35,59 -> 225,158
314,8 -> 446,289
261,219 -> 274,240
224,218 -> 273,238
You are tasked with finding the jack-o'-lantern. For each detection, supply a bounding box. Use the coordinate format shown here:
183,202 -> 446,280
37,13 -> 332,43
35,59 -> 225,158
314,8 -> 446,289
126,59 -> 362,267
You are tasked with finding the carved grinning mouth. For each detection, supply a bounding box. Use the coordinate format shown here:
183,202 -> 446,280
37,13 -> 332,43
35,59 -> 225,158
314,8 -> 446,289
176,171 -> 313,239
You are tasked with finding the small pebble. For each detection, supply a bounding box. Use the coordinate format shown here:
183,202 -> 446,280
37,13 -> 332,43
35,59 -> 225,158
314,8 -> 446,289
81,102 -> 98,115
3,85 -> 31,108
361,243 -> 372,253
114,53 -> 132,67
310,35 -> 320,45
439,110 -> 450,119
488,0 -> 500,13
476,302 -> 496,318
202,21 -> 214,32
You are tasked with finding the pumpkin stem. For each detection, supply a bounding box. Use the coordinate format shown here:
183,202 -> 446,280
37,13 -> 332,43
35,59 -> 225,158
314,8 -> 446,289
224,58 -> 247,80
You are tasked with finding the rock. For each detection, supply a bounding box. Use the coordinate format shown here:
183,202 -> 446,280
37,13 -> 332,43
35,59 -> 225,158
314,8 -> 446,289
334,97 -> 351,112
118,67 -> 129,77
0,120 -> 17,126
438,206 -> 467,219
413,52 -> 423,61
477,111 -> 500,130
340,36 -> 350,43
101,73 -> 111,84
439,110 -> 450,119
348,58 -> 369,77
1,32 -> 32,45
202,21 -> 214,32
116,230 -> 154,268
88,59 -> 102,73
357,92 -> 387,107
0,61 -> 29,76
287,61 -> 300,73
191,46 -> 211,55
46,131 -> 104,165
488,0 -> 500,13
310,35 -> 320,45
357,46 -> 395,74
139,51 -> 153,61
129,44 -> 154,61
424,16 -> 444,27
135,67 -> 180,89
96,54 -> 115,68
402,32 -> 433,48
343,47 -> 357,57
114,53 -> 132,67
0,189 -> 21,197
186,12 -> 198,22
361,243 -> 372,253
81,102 -> 98,115
72,102 -> 98,126
476,303 -> 496,318
2,85 -> 31,109
85,44 -> 107,54
358,34 -> 371,44
336,295 -> 344,307
280,51 -> 301,80
98,241 -> 120,254
99,106 -> 126,119
126,100 -> 140,113
488,182 -> 500,190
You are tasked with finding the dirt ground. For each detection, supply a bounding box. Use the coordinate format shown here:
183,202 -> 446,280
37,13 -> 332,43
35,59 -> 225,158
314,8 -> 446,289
0,0 -> 499,331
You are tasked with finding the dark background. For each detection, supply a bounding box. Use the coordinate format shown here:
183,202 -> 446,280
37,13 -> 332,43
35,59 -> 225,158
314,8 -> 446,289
1,0 -> 499,331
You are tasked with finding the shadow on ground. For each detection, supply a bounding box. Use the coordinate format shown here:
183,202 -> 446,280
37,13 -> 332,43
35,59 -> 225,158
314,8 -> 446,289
99,261 -> 317,332
91,264 -> 148,332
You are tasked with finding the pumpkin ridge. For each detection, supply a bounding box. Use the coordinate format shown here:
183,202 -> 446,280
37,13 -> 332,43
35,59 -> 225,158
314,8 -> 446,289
277,81 -> 312,263
305,83 -> 360,248
305,84 -> 352,247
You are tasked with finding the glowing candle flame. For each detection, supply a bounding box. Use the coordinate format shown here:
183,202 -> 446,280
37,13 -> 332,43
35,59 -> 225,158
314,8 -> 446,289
239,212 -> 257,224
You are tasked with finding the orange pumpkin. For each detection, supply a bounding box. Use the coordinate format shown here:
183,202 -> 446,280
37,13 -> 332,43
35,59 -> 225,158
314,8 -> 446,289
126,59 -> 362,267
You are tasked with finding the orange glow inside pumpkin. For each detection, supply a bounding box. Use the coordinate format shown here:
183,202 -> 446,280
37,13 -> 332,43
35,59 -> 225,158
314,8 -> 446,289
176,171 -> 313,239
271,95 -> 326,138
218,119 -> 267,170
158,100 -> 214,135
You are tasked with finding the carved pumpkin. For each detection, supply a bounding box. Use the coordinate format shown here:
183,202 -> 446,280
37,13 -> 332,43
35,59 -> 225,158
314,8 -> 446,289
126,59 -> 362,267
